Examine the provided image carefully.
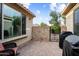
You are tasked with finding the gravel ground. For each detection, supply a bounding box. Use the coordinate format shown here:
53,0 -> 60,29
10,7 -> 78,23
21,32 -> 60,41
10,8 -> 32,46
18,41 -> 62,56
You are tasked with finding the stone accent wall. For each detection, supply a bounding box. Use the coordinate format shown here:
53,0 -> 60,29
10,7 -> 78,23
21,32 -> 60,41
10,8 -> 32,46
32,26 -> 50,41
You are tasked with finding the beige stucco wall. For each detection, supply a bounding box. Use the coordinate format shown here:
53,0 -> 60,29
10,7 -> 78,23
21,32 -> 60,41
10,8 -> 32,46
66,3 -> 79,33
26,17 -> 33,40
66,10 -> 74,33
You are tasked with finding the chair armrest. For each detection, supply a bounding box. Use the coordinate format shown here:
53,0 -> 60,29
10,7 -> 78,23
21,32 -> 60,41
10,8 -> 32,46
0,49 -> 15,56
0,49 -> 14,52
3,42 -> 17,49
0,52 -> 9,56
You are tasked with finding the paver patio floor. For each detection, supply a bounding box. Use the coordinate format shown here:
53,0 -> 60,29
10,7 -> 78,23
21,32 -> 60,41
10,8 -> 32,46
18,40 -> 62,56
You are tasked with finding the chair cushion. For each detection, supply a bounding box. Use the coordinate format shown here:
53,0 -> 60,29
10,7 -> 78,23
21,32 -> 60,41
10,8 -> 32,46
0,43 -> 4,51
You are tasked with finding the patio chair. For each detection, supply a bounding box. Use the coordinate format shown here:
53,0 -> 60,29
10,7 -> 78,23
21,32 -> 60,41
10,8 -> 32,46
0,42 -> 18,56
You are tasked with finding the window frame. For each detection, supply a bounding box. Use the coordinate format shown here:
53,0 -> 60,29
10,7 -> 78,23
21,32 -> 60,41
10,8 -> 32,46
0,4 -> 2,40
73,7 -> 79,35
0,4 -> 27,42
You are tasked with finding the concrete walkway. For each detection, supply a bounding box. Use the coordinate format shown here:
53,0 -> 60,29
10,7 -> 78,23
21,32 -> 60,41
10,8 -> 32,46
18,41 -> 62,56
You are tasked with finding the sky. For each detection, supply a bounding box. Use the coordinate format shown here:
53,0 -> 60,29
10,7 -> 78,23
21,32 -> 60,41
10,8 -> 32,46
23,3 -> 67,25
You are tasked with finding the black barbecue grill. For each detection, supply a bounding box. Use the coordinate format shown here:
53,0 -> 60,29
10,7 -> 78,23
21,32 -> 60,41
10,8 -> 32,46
59,31 -> 73,49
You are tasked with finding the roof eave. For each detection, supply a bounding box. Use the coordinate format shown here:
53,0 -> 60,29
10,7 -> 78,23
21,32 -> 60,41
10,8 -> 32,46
17,3 -> 36,17
5,3 -> 35,18
61,3 -> 77,15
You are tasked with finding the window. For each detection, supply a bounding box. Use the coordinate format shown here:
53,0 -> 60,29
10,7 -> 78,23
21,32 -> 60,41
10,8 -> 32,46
74,8 -> 79,36
2,4 -> 26,39
0,4 -> 26,40
22,14 -> 26,35
0,4 -> 2,40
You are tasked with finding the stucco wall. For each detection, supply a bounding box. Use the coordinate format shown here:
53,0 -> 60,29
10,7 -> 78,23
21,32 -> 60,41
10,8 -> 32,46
32,26 -> 50,41
66,3 -> 79,33
66,10 -> 74,33
61,25 -> 67,32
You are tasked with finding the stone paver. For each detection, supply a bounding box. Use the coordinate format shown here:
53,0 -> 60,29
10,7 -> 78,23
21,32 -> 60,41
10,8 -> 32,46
18,41 -> 62,56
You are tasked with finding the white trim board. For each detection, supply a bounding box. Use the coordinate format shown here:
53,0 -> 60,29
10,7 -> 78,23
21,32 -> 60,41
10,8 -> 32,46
0,34 -> 27,43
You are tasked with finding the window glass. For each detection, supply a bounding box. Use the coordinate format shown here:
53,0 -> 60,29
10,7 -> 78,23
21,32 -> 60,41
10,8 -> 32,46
74,8 -> 79,36
0,4 -> 2,40
22,14 -> 26,35
3,4 -> 22,39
